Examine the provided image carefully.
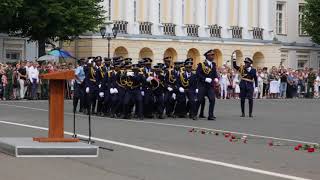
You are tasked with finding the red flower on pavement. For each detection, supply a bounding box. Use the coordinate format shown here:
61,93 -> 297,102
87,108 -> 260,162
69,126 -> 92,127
224,133 -> 231,138
243,139 -> 247,144
189,128 -> 195,133
294,146 -> 300,151
268,141 -> 274,146
229,139 -> 233,142
297,144 -> 303,148
231,135 -> 236,140
307,148 -> 315,153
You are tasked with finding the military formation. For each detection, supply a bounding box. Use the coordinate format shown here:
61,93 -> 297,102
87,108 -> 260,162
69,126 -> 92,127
73,49 -> 257,120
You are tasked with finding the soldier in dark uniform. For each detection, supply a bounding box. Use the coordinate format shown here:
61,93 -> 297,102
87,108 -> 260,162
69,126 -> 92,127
232,54 -> 258,117
164,61 -> 178,118
95,56 -> 106,116
150,64 -> 166,119
110,59 -> 127,118
142,58 -> 154,118
84,58 -> 98,114
176,60 -> 198,120
123,64 -> 144,119
196,49 -> 219,120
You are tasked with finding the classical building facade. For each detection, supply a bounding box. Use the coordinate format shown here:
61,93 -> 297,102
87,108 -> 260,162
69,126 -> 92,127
62,0 -> 320,69
0,34 -> 38,63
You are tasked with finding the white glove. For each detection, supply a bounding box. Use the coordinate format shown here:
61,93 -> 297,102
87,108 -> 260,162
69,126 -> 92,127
205,78 -> 212,83
113,88 -> 119,94
254,87 -> 259,93
179,87 -> 185,93
196,89 -> 199,93
167,87 -> 173,92
172,93 -> 176,100
109,88 -> 114,94
85,87 -> 90,93
214,78 -> 219,83
141,91 -> 145,96
98,84 -> 101,88
146,76 -> 153,82
127,71 -> 134,77
99,92 -> 104,97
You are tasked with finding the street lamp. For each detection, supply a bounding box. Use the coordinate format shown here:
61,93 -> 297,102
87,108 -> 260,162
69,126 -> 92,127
100,24 -> 118,58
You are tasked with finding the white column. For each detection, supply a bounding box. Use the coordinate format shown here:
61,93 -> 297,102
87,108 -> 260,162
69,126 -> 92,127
259,0 -> 271,39
218,0 -> 230,38
197,0 -> 207,37
239,0 -> 249,39
173,0 -> 184,36
252,0 -> 259,27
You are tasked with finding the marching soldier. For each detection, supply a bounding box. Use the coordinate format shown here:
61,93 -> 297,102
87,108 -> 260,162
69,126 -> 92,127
232,53 -> 258,117
84,58 -> 98,114
196,49 -> 219,120
176,59 -> 198,120
95,56 -> 106,116
164,61 -> 178,118
142,58 -> 154,118
149,64 -> 166,119
123,64 -> 144,119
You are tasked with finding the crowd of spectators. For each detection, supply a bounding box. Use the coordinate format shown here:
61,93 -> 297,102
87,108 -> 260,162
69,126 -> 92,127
0,60 -> 319,101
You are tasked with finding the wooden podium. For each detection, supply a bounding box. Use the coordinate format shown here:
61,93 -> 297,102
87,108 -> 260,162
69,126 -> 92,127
33,70 -> 79,142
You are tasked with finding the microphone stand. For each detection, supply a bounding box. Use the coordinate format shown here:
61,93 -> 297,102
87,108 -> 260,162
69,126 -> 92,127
77,94 -> 113,151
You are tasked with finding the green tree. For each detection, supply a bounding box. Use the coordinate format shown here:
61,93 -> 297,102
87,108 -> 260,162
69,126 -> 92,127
0,0 -> 105,56
302,0 -> 320,44
0,0 -> 23,29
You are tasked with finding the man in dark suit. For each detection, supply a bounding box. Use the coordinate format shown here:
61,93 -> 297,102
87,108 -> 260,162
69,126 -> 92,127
232,54 -> 258,117
196,49 -> 219,120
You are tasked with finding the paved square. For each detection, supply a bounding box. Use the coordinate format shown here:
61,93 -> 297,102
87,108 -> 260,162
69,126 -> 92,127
0,99 -> 319,180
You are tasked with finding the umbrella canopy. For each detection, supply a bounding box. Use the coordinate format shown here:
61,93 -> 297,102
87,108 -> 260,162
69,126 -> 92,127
48,49 -> 73,58
37,55 -> 59,62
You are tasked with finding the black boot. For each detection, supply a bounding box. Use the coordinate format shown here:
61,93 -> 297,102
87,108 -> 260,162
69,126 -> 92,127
241,98 -> 245,117
249,99 -> 253,117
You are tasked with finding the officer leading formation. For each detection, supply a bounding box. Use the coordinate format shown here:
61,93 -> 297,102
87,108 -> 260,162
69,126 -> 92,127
73,49 -> 257,121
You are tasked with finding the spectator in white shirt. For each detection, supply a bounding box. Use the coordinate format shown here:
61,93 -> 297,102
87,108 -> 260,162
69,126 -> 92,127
28,62 -> 39,99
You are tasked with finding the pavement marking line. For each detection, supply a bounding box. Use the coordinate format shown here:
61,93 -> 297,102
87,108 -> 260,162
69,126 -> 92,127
0,103 -> 318,146
0,120 -> 312,180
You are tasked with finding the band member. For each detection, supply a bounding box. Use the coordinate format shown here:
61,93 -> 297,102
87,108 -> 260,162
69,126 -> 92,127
84,58 -> 98,114
176,59 -> 198,120
232,53 -> 258,117
122,64 -> 144,119
95,56 -> 106,116
196,49 -> 219,120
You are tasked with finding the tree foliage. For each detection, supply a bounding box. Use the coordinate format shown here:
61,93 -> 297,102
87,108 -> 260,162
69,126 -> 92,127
0,0 -> 106,56
303,0 -> 320,44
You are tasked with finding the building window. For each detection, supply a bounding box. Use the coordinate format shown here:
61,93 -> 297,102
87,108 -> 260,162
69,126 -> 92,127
298,4 -> 308,36
134,0 -> 137,22
6,51 -> 21,60
297,52 -> 310,70
276,2 -> 286,35
108,0 -> 111,21
182,0 -> 185,24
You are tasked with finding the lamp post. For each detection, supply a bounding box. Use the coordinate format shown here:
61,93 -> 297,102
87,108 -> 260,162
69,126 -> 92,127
100,25 -> 118,59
